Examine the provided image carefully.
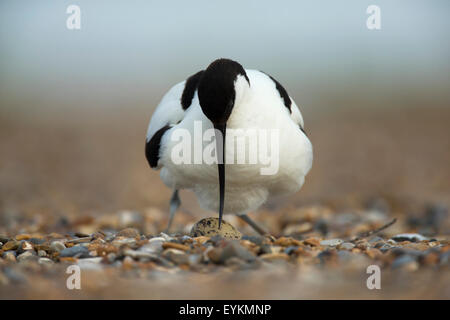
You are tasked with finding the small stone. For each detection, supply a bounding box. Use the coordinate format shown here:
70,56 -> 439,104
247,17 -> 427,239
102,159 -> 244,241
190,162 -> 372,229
162,242 -> 190,251
77,257 -> 103,270
15,234 -> 32,241
149,237 -> 166,243
59,257 -> 78,263
122,256 -> 135,269
38,258 -> 54,266
391,233 -> 428,243
37,250 -> 47,257
158,232 -> 173,241
259,244 -> 273,254
124,249 -> 157,260
241,235 -> 265,246
303,238 -> 321,247
17,251 -> 36,262
20,241 -> 34,251
320,239 -> 344,246
2,251 -> 17,262
116,228 -> 140,238
190,217 -> 242,240
284,246 -> 298,255
59,245 -> 90,258
50,241 -> 66,252
368,236 -> 384,243
274,237 -> 302,247
180,235 -> 192,243
366,248 -> 382,259
260,253 -> 290,261
339,242 -> 356,250
163,249 -> 190,265
193,236 -> 210,244
2,240 -> 19,251
139,242 -> 163,254
208,241 -> 256,264
107,253 -> 117,263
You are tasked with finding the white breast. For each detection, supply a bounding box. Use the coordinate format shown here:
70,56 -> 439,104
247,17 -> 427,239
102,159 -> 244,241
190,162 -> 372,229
154,69 -> 313,214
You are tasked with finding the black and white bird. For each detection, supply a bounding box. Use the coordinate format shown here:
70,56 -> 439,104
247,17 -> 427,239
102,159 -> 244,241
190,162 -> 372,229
145,58 -> 313,234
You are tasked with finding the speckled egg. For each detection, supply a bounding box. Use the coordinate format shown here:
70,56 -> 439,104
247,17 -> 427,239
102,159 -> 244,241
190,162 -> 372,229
190,217 -> 242,239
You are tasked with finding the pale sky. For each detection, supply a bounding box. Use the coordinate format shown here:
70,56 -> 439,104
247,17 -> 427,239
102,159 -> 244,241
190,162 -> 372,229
1,0 -> 449,110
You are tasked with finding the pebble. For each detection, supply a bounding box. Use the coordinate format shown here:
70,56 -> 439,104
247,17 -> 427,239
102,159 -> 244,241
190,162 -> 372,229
259,244 -> 273,255
124,249 -> 158,260
158,233 -> 174,241
116,228 -> 140,238
77,257 -> 103,270
274,237 -> 302,247
15,234 -> 32,241
208,241 -> 256,264
391,233 -> 428,243
320,239 -> 344,246
50,241 -> 66,252
339,242 -> 356,250
2,240 -> 19,251
163,249 -> 190,265
241,235 -> 265,246
162,242 -> 190,251
260,253 -> 290,261
37,250 -> 47,257
59,245 -> 90,258
368,236 -> 384,243
303,238 -> 321,247
17,251 -> 36,262
20,241 -> 34,251
190,217 -> 242,239
38,258 -> 54,266
139,242 -> 163,254
3,251 -> 17,262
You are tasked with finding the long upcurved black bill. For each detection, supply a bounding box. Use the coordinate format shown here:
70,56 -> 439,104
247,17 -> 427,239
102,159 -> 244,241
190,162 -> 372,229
214,123 -> 226,229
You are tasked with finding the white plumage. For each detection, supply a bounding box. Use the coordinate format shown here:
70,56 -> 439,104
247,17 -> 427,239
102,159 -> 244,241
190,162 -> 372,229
146,59 -> 312,230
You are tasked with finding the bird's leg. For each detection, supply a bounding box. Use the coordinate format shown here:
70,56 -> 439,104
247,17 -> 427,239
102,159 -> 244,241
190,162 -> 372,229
236,213 -> 270,236
165,189 -> 180,233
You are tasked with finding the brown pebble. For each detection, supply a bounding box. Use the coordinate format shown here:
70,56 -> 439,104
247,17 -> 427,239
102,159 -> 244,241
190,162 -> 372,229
117,228 -> 140,238
2,240 -> 19,251
162,242 -> 190,251
365,248 -> 382,259
274,237 -> 302,247
15,234 -> 32,241
260,253 -> 290,261
193,236 -> 210,244
303,238 -> 320,247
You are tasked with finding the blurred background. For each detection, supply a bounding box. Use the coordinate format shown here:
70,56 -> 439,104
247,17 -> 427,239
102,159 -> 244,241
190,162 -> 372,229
1,0 -> 449,220
1,0 -> 449,300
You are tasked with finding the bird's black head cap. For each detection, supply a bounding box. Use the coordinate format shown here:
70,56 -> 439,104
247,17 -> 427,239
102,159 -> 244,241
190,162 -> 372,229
197,58 -> 249,125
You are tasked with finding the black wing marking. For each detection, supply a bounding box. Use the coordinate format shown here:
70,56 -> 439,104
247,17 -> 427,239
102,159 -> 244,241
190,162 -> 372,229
261,71 -> 292,113
181,70 -> 204,110
145,125 -> 171,168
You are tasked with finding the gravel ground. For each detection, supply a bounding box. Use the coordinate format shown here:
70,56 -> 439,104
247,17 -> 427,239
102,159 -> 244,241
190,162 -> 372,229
0,106 -> 449,299
0,202 -> 448,299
